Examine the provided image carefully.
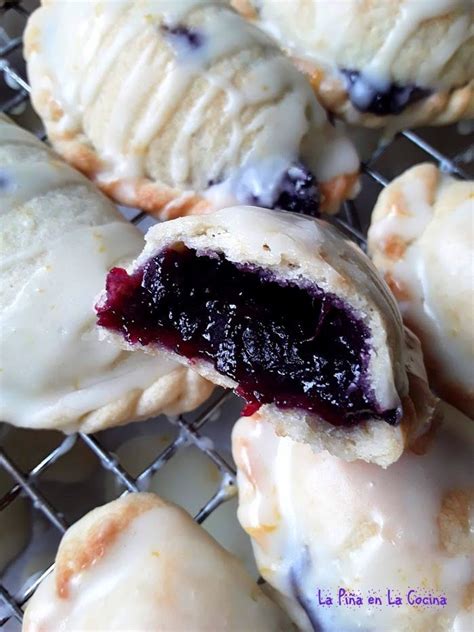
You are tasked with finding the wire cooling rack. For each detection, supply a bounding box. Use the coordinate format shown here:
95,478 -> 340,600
0,2 -> 472,629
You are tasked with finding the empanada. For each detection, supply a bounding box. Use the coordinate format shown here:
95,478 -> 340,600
233,406 -> 474,632
368,163 -> 473,418
97,206 -> 436,466
235,0 -> 474,131
24,0 -> 360,218
0,115 -> 213,433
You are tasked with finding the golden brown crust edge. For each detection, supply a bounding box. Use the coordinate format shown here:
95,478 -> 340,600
28,84 -> 358,219
55,494 -> 162,599
295,58 -> 474,130
39,129 -> 359,218
231,0 -> 258,21
67,366 -> 214,435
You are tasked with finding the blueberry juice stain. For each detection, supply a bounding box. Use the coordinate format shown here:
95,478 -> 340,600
341,68 -> 431,116
161,23 -> 204,54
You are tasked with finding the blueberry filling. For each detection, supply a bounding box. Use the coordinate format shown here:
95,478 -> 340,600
243,162 -> 320,217
271,163 -> 320,217
341,69 -> 432,116
97,247 -> 400,427
161,23 -> 204,52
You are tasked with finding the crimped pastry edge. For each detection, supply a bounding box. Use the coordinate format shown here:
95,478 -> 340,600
296,58 -> 474,131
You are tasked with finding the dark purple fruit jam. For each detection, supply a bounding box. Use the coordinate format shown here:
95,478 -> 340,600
244,162 -> 320,218
272,163 -> 320,217
97,247 -> 400,427
341,69 -> 431,116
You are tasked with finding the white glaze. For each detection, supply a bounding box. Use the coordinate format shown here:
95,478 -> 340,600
0,115 -> 195,430
364,0 -> 471,84
25,0 -> 359,212
23,494 -> 290,631
251,0 -> 472,87
233,408 -> 474,631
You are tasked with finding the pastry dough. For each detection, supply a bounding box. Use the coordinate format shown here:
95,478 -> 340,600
0,114 -> 213,433
232,405 -> 474,632
235,0 -> 474,130
97,206 -> 436,466
368,163 -> 473,418
22,493 -> 292,632
24,0 -> 360,218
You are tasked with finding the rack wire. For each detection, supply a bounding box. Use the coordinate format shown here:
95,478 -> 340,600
0,2 -> 472,629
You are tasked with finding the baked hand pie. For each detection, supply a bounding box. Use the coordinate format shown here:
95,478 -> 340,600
0,114 -> 213,433
22,493 -> 291,632
96,206 -> 436,466
368,163 -> 473,418
235,0 -> 474,130
233,405 -> 474,632
24,0 -> 359,219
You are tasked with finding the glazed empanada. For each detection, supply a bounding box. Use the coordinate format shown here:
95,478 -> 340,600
0,114 -> 213,433
23,493 -> 291,632
97,206 -> 436,466
368,163 -> 473,418
233,406 -> 474,632
24,0 -> 359,219
235,0 -> 474,131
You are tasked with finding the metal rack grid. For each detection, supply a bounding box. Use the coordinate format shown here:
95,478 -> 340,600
0,1 -> 472,629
